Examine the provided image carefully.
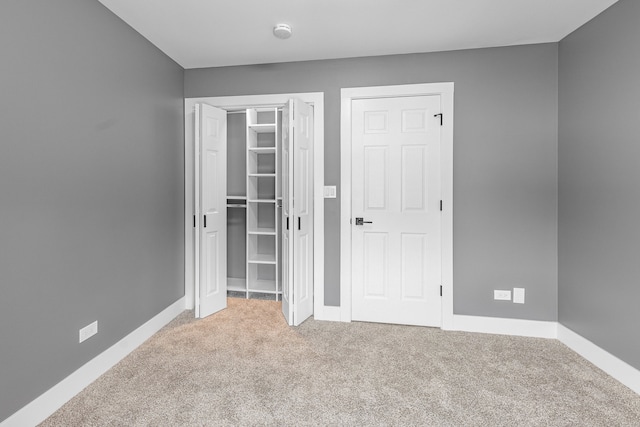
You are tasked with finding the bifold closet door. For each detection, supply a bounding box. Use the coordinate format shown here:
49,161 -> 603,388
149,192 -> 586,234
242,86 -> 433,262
195,103 -> 228,319
281,99 -> 314,326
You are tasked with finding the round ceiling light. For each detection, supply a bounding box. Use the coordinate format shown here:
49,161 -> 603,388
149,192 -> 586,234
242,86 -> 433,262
273,23 -> 292,39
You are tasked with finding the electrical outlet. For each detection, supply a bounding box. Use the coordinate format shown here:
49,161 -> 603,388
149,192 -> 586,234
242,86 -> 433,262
513,288 -> 525,304
79,321 -> 98,343
494,290 -> 512,301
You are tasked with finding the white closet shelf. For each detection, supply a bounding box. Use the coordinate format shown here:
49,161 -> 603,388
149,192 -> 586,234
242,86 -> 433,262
227,195 -> 247,200
227,278 -> 247,292
248,147 -> 276,153
247,199 -> 276,203
227,204 -> 247,208
248,173 -> 276,177
248,124 -> 276,133
248,280 -> 278,293
247,254 -> 277,264
248,227 -> 276,235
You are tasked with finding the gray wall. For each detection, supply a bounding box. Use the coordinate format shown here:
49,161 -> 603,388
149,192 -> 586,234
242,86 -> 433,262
186,44 -> 559,319
0,0 -> 184,421
227,113 -> 247,280
559,0 -> 640,370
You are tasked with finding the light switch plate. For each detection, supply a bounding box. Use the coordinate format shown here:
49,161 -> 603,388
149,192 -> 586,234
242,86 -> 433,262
323,186 -> 337,198
513,288 -> 525,304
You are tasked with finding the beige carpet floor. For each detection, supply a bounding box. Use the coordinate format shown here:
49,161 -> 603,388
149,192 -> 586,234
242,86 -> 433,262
42,298 -> 640,426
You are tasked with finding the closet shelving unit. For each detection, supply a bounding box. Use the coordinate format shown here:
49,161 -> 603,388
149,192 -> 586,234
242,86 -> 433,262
244,108 -> 281,299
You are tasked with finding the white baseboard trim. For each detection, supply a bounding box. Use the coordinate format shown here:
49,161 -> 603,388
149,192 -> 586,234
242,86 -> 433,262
558,324 -> 640,395
452,314 -> 558,338
314,305 -> 343,322
2,297 -> 186,427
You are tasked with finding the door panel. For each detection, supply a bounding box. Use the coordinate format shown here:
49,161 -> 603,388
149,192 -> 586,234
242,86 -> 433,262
401,233 -> 428,300
281,99 -> 314,326
351,96 -> 441,327
298,233 -> 310,302
292,99 -> 314,326
198,103 -> 227,319
364,147 -> 388,210
282,230 -> 290,303
204,151 -> 220,214
362,232 -> 388,299
281,101 -> 293,324
205,232 -> 220,296
401,145 -> 428,212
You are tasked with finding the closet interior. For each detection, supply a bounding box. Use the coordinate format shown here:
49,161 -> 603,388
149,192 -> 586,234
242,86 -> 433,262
226,108 -> 283,300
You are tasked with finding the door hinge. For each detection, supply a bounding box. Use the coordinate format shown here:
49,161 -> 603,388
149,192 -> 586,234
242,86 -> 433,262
440,285 -> 443,297
204,215 -> 207,228
286,217 -> 289,230
434,113 -> 443,126
440,200 -> 443,211
193,215 -> 196,228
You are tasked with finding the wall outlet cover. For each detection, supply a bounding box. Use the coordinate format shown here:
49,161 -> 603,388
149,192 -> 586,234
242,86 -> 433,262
513,287 -> 525,304
79,321 -> 98,343
494,290 -> 512,301
323,185 -> 337,198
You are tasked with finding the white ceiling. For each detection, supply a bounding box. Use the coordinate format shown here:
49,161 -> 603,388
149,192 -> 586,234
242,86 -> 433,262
98,0 -> 618,69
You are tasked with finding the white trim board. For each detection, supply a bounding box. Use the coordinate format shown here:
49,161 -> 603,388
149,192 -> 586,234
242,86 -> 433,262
1,297 -> 186,427
452,315 -> 558,339
340,83 -> 454,328
313,305 -> 342,322
558,324 -> 640,395
183,93 -> 327,319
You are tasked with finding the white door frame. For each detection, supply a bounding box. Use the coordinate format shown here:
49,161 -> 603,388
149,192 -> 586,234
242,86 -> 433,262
184,93 -> 327,318
340,83 -> 454,329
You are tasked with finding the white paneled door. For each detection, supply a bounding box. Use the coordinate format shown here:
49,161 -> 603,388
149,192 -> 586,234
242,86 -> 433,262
196,103 -> 228,318
281,99 -> 314,326
351,96 -> 442,326
281,101 -> 293,324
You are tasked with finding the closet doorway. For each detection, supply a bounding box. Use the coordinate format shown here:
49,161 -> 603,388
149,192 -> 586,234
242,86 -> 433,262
184,93 -> 325,326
